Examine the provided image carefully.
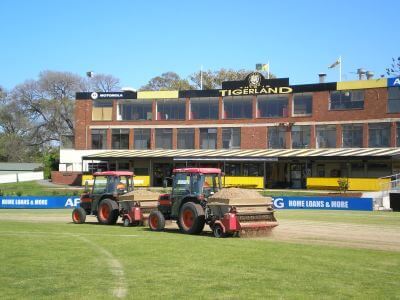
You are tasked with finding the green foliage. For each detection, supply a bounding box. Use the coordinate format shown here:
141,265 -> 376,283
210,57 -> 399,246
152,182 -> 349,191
386,57 -> 400,77
337,177 -> 349,193
42,149 -> 59,179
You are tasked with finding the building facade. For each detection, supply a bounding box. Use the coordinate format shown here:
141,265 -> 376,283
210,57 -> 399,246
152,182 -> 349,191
58,73 -> 400,189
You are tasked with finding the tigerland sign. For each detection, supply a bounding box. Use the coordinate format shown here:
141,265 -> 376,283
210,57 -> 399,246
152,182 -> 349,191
219,72 -> 293,97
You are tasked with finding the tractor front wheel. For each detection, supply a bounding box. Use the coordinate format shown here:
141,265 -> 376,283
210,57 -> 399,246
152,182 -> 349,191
213,224 -> 226,238
179,202 -> 205,235
72,207 -> 86,224
148,210 -> 165,231
97,199 -> 119,225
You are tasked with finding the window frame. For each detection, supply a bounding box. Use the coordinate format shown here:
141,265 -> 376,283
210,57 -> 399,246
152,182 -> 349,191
223,96 -> 253,119
329,90 -> 364,110
257,95 -> 289,118
292,93 -> 312,116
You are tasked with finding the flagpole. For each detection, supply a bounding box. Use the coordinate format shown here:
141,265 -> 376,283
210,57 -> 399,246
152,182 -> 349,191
200,65 -> 203,90
339,56 -> 342,82
267,60 -> 270,79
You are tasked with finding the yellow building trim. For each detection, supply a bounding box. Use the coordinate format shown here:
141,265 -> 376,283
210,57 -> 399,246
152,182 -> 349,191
133,176 -> 150,187
82,174 -> 94,186
223,176 -> 264,189
337,79 -> 387,90
306,177 -> 390,191
137,91 -> 179,99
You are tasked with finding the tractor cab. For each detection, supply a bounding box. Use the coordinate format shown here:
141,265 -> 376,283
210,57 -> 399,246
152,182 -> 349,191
90,171 -> 134,196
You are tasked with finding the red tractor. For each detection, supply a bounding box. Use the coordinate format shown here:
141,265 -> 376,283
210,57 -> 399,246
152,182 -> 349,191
71,171 -> 142,226
148,168 -> 277,238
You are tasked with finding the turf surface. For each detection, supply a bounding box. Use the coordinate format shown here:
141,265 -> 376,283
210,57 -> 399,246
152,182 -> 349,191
0,209 -> 399,299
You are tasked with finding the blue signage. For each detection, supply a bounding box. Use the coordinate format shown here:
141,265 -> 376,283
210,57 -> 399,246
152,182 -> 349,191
388,77 -> 400,87
272,197 -> 373,211
0,196 -> 80,209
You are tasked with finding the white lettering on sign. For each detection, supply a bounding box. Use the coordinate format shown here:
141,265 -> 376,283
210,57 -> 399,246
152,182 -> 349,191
331,201 -> 349,208
273,198 -> 284,209
393,78 -> 400,86
133,180 -> 144,185
2,199 -> 15,205
288,200 -> 305,208
65,198 -> 81,208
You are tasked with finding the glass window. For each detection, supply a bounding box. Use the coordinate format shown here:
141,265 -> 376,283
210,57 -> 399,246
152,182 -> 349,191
112,129 -> 129,149
134,129 -> 151,149
397,122 -> 400,147
190,97 -> 219,120
257,95 -> 289,118
388,87 -> 400,113
157,99 -> 185,120
316,125 -> 336,148
200,128 -> 217,149
91,129 -> 107,149
222,128 -> 241,149
268,127 -> 286,149
224,163 -> 241,176
177,128 -> 194,149
88,162 -> 108,173
369,123 -> 391,147
243,163 -> 263,176
291,125 -> 310,149
118,100 -> 152,120
155,128 -> 172,149
133,168 -> 149,175
342,124 -> 363,148
293,94 -> 312,115
92,99 -> 113,121
330,90 -> 364,110
223,96 -> 252,119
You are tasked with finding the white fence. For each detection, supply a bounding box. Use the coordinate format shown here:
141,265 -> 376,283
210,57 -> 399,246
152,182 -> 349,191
0,172 -> 44,184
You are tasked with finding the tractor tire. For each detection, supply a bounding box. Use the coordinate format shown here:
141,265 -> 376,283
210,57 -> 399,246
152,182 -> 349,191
97,199 -> 119,225
72,207 -> 86,224
179,202 -> 205,235
148,210 -> 165,231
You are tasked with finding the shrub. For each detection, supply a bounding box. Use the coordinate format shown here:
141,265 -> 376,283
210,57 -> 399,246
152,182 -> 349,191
337,178 -> 349,194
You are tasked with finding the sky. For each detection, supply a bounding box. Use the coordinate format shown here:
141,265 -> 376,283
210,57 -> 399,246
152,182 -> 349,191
0,0 -> 398,90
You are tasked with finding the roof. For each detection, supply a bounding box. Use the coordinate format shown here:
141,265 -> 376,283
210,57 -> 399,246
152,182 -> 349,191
83,148 -> 400,160
173,168 -> 222,174
0,162 -> 42,171
93,171 -> 134,176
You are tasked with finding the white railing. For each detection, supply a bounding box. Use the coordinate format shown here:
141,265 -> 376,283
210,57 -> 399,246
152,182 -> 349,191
0,172 -> 44,184
377,173 -> 400,210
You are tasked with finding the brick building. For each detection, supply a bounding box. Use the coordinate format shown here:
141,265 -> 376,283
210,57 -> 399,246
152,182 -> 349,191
57,73 -> 400,189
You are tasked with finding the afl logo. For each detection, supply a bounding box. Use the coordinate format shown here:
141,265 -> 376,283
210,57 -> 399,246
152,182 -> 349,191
91,92 -> 98,99
248,72 -> 262,88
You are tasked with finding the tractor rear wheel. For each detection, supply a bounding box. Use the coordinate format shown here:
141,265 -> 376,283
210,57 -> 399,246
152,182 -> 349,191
148,210 -> 165,231
179,202 -> 205,235
72,207 -> 86,224
213,224 -> 226,238
97,199 -> 119,225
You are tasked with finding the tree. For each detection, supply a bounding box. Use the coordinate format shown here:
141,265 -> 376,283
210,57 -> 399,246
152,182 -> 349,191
189,68 -> 256,90
140,72 -> 193,91
87,73 -> 121,92
386,57 -> 400,77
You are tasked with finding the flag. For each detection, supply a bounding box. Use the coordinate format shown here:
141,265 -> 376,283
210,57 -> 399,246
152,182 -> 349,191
328,58 -> 341,69
256,63 -> 269,71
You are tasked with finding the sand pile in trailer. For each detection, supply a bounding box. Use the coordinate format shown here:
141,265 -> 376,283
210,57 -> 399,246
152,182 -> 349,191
119,189 -> 161,202
208,188 -> 272,207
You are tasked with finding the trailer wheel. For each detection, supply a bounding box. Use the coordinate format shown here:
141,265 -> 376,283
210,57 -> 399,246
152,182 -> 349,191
97,199 -> 119,225
213,224 -> 226,238
179,202 -> 205,235
148,210 -> 165,231
123,217 -> 131,227
72,207 -> 86,224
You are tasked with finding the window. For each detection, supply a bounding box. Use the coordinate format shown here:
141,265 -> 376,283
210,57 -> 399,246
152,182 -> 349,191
157,99 -> 185,120
397,123 -> 400,146
118,100 -> 152,120
177,128 -> 194,149
88,162 -> 108,173
200,128 -> 217,149
268,127 -> 286,148
291,125 -> 310,148
369,123 -> 390,147
155,129 -> 172,149
257,95 -> 289,118
293,94 -> 312,115
316,125 -> 336,148
222,128 -> 241,149
134,129 -> 151,149
91,129 -> 107,149
133,168 -> 149,175
224,163 -> 241,176
190,97 -> 219,120
223,96 -> 252,119
92,100 -> 113,121
112,129 -> 129,149
388,87 -> 400,113
330,90 -> 364,110
243,163 -> 263,176
342,124 -> 363,148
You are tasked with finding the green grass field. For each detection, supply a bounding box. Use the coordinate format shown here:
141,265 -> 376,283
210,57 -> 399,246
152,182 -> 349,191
0,209 -> 399,299
0,181 -> 83,196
